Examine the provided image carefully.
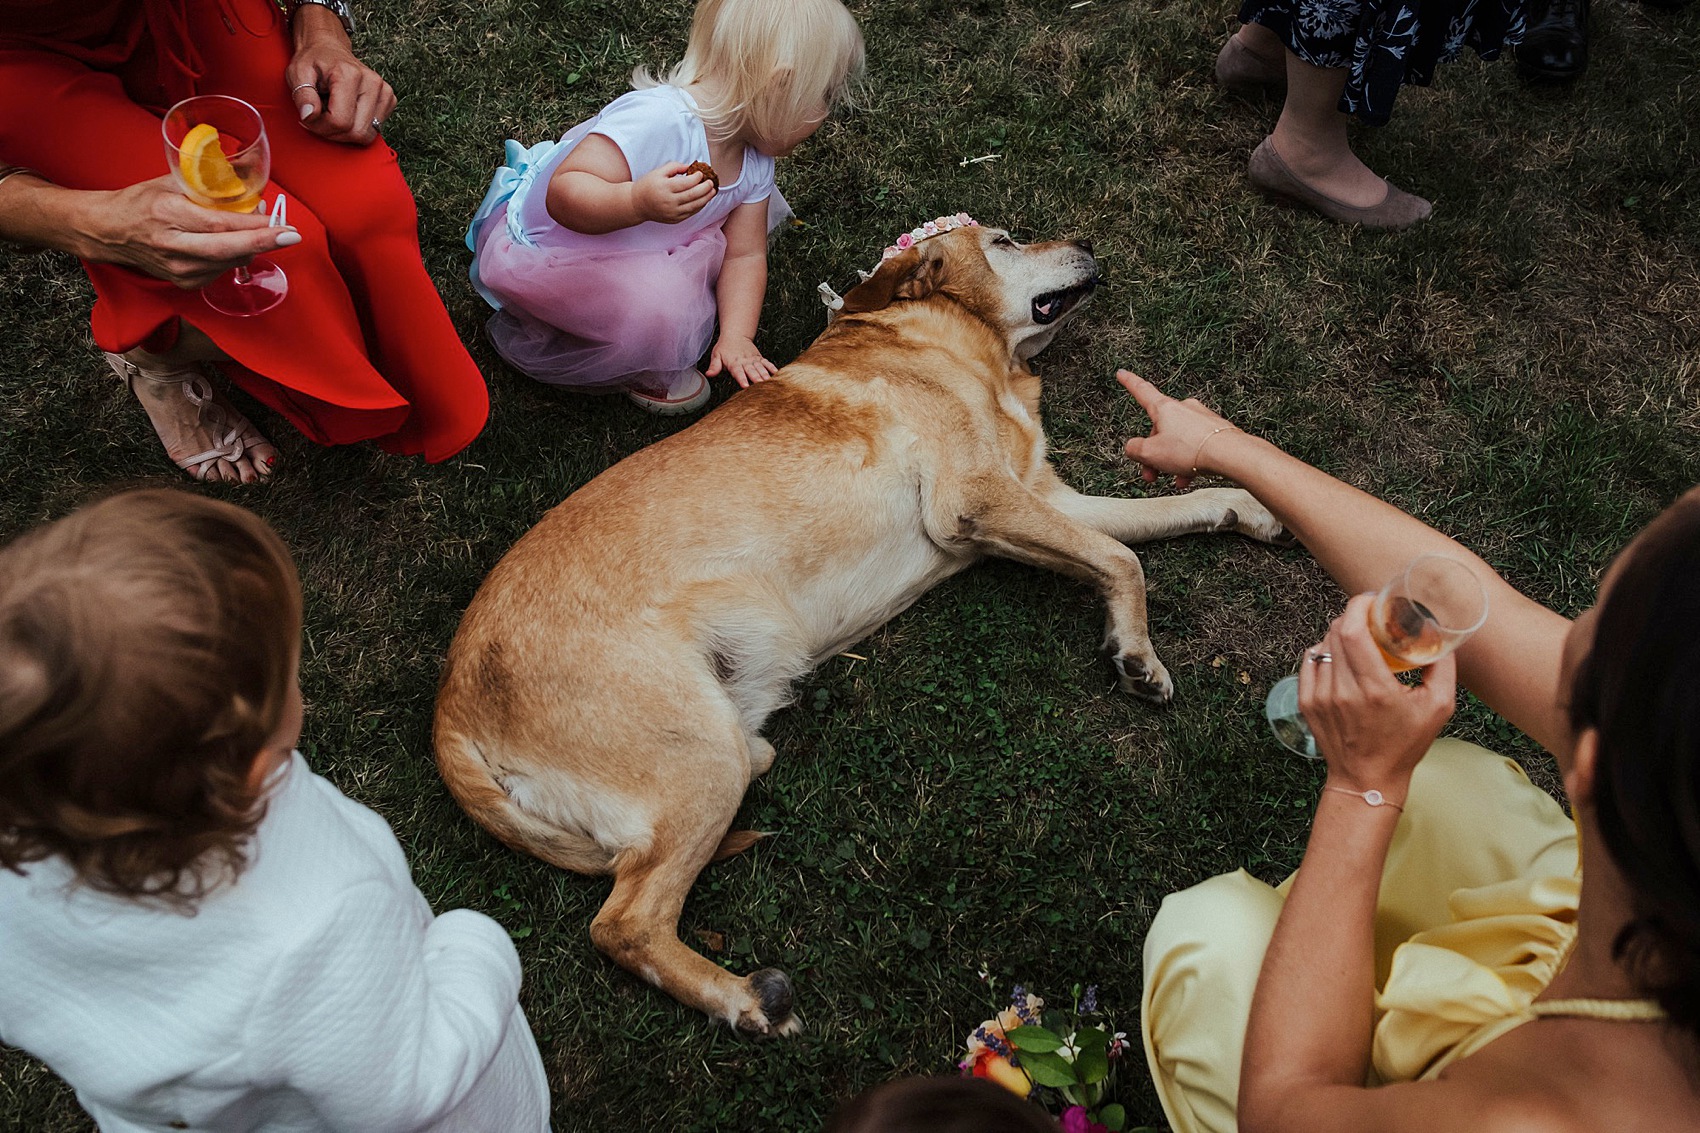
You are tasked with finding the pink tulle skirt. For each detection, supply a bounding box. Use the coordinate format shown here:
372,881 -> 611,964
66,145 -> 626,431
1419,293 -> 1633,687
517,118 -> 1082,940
474,204 -> 727,388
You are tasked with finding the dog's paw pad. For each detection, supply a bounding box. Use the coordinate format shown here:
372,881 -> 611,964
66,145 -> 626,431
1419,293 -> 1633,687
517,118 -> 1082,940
1111,651 -> 1174,703
736,968 -> 798,1038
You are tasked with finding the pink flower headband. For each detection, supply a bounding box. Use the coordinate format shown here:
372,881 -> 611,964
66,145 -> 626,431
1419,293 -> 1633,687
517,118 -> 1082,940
881,212 -> 980,261
817,213 -> 982,314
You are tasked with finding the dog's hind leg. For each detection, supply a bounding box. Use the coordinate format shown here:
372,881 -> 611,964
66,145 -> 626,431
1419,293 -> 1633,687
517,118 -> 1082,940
592,833 -> 799,1036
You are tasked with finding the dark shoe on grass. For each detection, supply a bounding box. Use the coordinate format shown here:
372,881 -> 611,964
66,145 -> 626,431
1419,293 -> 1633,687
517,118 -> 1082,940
1515,0 -> 1589,81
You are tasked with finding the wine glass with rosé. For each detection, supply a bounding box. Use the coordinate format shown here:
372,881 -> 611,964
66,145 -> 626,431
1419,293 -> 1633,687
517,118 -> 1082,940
1266,554 -> 1488,758
161,95 -> 287,316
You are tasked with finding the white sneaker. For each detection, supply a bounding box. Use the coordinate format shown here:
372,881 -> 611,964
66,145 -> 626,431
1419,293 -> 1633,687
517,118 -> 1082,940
625,368 -> 711,415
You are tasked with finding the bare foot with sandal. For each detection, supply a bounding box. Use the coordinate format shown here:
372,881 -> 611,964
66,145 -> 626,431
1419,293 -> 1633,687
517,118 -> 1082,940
103,321 -> 279,485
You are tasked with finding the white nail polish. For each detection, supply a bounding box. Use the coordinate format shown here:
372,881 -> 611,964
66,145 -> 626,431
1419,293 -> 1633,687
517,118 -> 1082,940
298,103 -> 314,120
275,230 -> 303,247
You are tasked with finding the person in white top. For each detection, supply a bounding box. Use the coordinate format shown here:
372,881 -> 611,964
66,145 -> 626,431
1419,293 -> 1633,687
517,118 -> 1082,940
0,490 -> 550,1133
465,0 -> 864,415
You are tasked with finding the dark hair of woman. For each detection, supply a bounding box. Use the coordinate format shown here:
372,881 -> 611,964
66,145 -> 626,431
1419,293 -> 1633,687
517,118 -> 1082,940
824,1076 -> 1059,1133
1568,487 -> 1700,1033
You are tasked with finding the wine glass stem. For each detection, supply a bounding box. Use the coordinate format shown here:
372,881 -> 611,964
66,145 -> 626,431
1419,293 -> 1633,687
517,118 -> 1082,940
233,265 -> 254,285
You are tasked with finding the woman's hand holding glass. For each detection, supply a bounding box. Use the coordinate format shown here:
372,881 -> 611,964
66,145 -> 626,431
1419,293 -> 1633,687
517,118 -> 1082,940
77,176 -> 298,289
1300,593 -> 1458,795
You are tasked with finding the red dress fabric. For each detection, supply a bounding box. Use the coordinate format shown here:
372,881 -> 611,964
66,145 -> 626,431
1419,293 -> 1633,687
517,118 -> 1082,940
0,0 -> 488,460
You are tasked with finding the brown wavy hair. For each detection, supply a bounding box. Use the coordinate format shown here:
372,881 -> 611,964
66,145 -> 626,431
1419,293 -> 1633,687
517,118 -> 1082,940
0,489 -> 301,908
1568,486 -> 1700,1035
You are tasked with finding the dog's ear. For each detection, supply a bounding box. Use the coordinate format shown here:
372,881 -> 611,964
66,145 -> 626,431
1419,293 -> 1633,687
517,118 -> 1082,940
838,243 -> 948,315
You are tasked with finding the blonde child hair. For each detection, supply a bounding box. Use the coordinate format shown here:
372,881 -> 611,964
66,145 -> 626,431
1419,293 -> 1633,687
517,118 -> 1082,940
635,0 -> 865,146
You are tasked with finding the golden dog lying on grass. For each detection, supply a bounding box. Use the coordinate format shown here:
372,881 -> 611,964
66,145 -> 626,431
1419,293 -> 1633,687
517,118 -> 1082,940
434,224 -> 1287,1035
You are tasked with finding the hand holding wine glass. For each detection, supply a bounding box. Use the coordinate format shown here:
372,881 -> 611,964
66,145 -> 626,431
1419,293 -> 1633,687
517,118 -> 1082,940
1298,592 -> 1459,793
1267,554 -> 1485,758
161,95 -> 288,316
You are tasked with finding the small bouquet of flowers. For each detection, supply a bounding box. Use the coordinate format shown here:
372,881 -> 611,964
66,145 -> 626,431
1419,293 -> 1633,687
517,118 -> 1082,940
959,983 -> 1135,1132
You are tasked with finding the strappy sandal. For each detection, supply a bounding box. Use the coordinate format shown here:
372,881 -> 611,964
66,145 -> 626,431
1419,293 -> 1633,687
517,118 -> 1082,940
104,351 -> 278,483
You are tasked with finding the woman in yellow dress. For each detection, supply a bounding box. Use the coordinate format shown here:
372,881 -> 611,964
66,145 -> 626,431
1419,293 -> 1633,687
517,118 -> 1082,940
1121,370 -> 1700,1133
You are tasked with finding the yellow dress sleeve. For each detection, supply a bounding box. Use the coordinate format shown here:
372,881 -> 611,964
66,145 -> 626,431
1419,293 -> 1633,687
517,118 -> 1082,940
1373,871 -> 1581,1082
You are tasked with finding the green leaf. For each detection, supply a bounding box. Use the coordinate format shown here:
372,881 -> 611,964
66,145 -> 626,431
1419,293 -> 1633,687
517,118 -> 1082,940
1073,1026 -> 1111,1052
1013,1049 -> 1077,1089
1098,1103 -> 1126,1131
1076,1042 -> 1109,1085
1006,1025 -> 1063,1052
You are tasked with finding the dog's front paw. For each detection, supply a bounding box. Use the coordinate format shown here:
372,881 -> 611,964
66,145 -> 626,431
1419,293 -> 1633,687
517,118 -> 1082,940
1105,643 -> 1174,703
1205,487 -> 1295,547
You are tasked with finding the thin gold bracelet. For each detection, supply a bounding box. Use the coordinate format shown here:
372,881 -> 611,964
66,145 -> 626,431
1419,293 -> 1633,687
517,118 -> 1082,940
1189,425 -> 1237,476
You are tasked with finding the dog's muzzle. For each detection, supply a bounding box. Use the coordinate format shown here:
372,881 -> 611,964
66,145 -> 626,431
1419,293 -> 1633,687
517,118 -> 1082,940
1031,275 -> 1103,325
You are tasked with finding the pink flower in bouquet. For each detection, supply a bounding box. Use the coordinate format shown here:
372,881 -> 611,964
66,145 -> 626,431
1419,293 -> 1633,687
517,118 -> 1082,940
963,1044 -> 1033,1098
1060,1105 -> 1109,1133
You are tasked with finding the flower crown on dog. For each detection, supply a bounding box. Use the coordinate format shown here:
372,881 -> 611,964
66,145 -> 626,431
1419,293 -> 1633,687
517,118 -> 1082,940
818,212 -> 981,312
881,212 -> 980,261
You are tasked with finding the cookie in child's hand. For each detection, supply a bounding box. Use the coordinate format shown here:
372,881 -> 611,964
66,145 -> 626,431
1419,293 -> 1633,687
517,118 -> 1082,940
683,161 -> 719,188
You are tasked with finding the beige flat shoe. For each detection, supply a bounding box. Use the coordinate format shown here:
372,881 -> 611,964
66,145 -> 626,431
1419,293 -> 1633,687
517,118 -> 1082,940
104,351 -> 278,483
1247,137 -> 1433,230
1216,33 -> 1287,93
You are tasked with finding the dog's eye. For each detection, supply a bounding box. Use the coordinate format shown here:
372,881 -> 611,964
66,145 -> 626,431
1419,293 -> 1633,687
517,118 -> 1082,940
992,235 -> 1017,247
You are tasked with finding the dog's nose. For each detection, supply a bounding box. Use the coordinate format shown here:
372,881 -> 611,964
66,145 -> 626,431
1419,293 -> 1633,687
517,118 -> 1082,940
1075,240 -> 1095,256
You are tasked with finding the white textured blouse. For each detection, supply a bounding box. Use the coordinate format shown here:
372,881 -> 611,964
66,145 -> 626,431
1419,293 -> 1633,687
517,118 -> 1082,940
0,752 -> 550,1133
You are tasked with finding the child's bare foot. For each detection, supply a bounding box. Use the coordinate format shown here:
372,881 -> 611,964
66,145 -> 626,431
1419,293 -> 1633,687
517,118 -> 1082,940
104,351 -> 279,484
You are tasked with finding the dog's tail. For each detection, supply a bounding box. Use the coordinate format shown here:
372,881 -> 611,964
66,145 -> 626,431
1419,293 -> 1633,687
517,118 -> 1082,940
434,727 -> 617,875
710,829 -> 768,862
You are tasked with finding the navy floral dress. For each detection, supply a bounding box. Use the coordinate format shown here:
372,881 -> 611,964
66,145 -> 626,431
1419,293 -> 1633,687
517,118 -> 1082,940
1242,0 -> 1528,125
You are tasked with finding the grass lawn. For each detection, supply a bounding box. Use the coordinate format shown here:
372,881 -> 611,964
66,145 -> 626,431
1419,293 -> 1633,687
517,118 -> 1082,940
2,0 -> 1697,1128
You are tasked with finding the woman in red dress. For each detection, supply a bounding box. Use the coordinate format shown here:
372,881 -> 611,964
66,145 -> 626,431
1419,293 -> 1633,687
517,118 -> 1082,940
0,0 -> 488,482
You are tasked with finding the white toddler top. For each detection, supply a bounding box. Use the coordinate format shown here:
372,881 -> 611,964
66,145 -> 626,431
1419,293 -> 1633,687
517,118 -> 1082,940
505,84 -> 776,252
0,752 -> 550,1133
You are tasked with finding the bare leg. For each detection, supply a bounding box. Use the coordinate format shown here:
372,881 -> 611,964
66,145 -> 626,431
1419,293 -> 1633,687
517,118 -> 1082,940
115,318 -> 279,484
1268,57 -> 1389,208
1236,22 -> 1285,57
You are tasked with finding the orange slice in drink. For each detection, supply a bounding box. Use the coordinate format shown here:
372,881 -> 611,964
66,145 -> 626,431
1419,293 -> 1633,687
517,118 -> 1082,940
178,123 -> 249,203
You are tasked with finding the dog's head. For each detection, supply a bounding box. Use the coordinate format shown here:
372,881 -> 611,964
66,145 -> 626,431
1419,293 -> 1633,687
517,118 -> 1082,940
837,225 -> 1101,362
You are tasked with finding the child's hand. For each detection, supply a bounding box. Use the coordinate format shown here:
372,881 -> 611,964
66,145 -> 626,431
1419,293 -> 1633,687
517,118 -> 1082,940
707,336 -> 779,387
633,163 -> 717,224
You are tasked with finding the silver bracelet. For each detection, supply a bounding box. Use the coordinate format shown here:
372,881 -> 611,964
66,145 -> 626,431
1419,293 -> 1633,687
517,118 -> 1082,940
1323,785 -> 1404,812
289,0 -> 354,36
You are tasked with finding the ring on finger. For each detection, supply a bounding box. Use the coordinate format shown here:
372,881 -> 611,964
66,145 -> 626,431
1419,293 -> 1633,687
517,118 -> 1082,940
291,82 -> 316,94
371,118 -> 384,133
1306,651 -> 1334,664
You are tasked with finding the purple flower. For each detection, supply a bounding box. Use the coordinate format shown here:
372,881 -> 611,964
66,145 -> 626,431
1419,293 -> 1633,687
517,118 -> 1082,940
1081,985 -> 1099,1015
1011,985 -> 1027,1005
1061,1107 -> 1108,1133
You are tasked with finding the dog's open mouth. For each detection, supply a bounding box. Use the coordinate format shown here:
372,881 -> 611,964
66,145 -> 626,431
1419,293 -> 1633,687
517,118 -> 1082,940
1031,277 -> 1103,325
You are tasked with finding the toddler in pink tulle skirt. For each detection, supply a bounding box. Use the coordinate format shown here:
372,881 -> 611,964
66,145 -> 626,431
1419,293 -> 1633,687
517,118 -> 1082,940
466,0 -> 865,414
